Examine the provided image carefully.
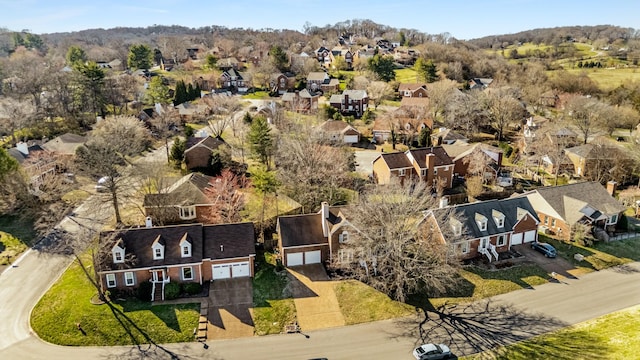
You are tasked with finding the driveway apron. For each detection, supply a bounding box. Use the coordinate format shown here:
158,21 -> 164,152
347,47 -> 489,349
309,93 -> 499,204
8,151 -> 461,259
206,278 -> 255,339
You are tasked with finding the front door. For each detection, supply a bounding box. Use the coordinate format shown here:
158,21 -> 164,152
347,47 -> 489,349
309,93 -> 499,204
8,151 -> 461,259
151,269 -> 165,282
480,238 -> 489,251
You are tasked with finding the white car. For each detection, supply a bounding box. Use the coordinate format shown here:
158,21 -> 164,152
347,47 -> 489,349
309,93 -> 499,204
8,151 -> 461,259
413,343 -> 452,360
95,176 -> 111,192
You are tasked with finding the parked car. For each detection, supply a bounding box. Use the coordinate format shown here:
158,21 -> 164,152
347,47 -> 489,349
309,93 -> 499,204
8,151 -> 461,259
95,176 -> 111,193
413,343 -> 452,360
531,242 -> 557,258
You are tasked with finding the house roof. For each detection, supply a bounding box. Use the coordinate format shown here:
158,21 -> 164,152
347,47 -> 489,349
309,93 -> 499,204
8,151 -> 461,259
278,213 -> 327,247
399,97 -> 430,108
398,83 -> 427,92
41,133 -> 86,155
405,147 -> 453,168
564,143 -> 616,160
520,181 -> 626,224
442,142 -> 502,162
185,136 -> 225,153
342,89 -> 368,100
7,144 -> 45,164
432,128 -> 468,143
318,120 -> 359,134
307,72 -> 329,81
375,152 -> 414,170
432,197 -> 539,242
143,173 -> 214,207
203,222 -> 255,260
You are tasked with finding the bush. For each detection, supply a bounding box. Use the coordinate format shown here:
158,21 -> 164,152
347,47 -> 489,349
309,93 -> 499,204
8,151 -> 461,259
183,282 -> 202,295
137,282 -> 152,301
164,282 -> 181,300
498,142 -> 513,158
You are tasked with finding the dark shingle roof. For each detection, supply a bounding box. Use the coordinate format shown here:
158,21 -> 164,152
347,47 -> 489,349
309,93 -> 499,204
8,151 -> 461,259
185,136 -> 225,152
377,152 -> 414,170
406,147 -> 452,168
203,222 -> 255,260
142,173 -> 213,207
278,213 -> 327,247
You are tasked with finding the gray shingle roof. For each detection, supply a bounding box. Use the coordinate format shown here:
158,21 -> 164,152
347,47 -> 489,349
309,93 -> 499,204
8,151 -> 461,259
278,213 -> 327,247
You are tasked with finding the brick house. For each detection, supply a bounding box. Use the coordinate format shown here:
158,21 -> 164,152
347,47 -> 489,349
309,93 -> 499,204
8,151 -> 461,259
281,89 -> 319,113
372,146 -> 454,189
98,222 -> 255,301
398,83 -> 428,98
329,90 -> 369,117
184,136 -> 226,170
427,197 -> 540,262
317,120 -> 361,144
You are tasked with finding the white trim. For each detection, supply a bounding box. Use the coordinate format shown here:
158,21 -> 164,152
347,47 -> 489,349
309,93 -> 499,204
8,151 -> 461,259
97,261 -> 203,275
281,243 -> 329,250
182,266 -> 194,281
124,271 -> 135,286
179,205 -> 196,220
106,273 -> 116,288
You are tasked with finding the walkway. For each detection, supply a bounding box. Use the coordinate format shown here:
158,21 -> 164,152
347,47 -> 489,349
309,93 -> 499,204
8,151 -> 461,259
287,265 -> 345,331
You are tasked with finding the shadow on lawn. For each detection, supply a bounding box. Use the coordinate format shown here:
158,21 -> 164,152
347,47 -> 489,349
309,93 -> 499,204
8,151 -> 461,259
395,299 -> 610,359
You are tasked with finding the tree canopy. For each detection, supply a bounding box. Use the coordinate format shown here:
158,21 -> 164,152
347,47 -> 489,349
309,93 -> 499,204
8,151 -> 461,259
127,44 -> 153,70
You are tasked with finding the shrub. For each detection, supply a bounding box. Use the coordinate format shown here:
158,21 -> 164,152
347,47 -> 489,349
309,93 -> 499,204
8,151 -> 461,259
164,282 -> 181,300
183,282 -> 202,295
137,282 -> 152,301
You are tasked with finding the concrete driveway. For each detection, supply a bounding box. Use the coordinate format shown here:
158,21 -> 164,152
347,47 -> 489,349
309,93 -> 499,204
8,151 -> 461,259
512,244 -> 580,279
287,264 -> 345,331
354,149 -> 381,175
205,278 -> 254,340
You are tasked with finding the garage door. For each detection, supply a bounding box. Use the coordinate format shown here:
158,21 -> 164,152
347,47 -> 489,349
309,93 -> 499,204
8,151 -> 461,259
231,262 -> 251,277
212,264 -> 231,279
304,250 -> 322,264
524,230 -> 537,243
511,233 -> 523,245
344,135 -> 359,144
287,252 -> 303,266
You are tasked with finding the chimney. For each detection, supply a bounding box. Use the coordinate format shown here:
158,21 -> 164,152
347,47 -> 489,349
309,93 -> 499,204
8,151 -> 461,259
439,196 -> 449,208
606,181 -> 617,196
16,142 -> 29,156
321,202 -> 330,237
145,216 -> 153,228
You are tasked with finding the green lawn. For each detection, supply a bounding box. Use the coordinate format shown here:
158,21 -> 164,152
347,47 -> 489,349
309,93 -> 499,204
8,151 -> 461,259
335,280 -> 414,324
252,252 -> 296,335
242,91 -> 271,99
559,67 -> 640,90
31,258 -> 199,346
395,68 -> 419,83
0,215 -> 36,265
464,305 -> 640,359
430,264 -> 549,308
541,236 -> 637,273
0,231 -> 28,265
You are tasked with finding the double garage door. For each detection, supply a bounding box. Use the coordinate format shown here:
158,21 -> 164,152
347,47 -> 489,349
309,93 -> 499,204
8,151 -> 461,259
286,250 -> 321,266
212,262 -> 251,280
511,230 -> 537,245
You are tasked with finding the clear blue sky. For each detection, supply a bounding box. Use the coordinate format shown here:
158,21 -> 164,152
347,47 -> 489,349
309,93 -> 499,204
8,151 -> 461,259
1,0 -> 638,40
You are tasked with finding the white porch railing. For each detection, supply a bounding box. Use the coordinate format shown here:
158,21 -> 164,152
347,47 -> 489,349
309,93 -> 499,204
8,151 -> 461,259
489,243 -> 499,261
479,244 -> 499,262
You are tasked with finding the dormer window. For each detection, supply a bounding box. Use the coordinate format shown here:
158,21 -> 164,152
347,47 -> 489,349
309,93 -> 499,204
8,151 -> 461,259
492,210 -> 505,228
399,169 -> 406,176
475,213 -> 488,231
152,235 -> 165,260
179,206 -> 196,220
112,240 -> 125,264
180,234 -> 192,258
450,218 -> 462,236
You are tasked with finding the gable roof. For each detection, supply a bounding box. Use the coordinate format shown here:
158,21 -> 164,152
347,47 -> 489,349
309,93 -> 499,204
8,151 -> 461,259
398,83 -> 427,92
432,197 -> 539,242
278,213 -> 327,247
185,136 -> 225,153
203,222 -> 255,260
399,97 -> 430,108
432,128 -> 468,143
405,147 -> 453,168
564,143 -> 616,159
442,142 -> 502,162
143,173 -> 214,207
318,120 -> 359,134
521,182 -> 626,223
374,152 -> 414,170
41,133 -> 86,155
307,71 -> 329,81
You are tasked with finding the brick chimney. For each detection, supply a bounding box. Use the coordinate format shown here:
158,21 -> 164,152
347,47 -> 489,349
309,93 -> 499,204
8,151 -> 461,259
606,181 -> 617,196
426,152 -> 436,183
321,202 -> 330,237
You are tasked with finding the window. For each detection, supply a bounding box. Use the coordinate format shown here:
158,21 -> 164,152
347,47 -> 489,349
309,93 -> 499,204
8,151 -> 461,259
339,231 -> 349,243
179,206 -> 196,220
609,214 -> 618,224
114,251 -> 123,262
434,168 -> 438,175
544,217 -> 549,225
106,273 -> 116,288
421,169 -> 427,177
398,169 -> 406,176
551,219 -> 556,227
497,235 -> 506,246
124,272 -> 135,286
496,218 -> 504,228
182,245 -> 191,257
493,210 -> 505,228
182,267 -> 193,281
153,245 -> 164,260
338,249 -> 354,263
460,242 -> 470,254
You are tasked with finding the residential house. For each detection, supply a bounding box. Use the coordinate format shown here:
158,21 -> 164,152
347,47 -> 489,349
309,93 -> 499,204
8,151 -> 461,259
328,47 -> 353,70
329,90 -> 369,117
41,133 -> 86,156
314,46 -> 331,67
372,115 -> 432,145
398,83 -> 428,98
143,173 -> 216,224
219,69 -> 247,93
7,141 -> 57,187
431,127 -> 469,145
468,78 -> 493,90
317,120 -> 361,144
184,135 -> 226,170
427,197 -> 540,262
269,72 -> 295,95
160,58 -> 176,71
442,142 -> 503,181
217,57 -> 241,71
516,181 -> 626,240
97,222 -> 256,300
306,71 -> 340,93
277,202 -> 360,267
393,46 -> 419,66
281,89 -> 319,113
564,143 -> 615,177
372,146 -> 454,189
175,102 -> 209,123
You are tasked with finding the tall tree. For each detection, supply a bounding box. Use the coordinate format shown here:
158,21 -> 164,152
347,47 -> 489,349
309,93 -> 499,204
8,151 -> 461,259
414,57 -> 438,83
366,81 -> 393,110
202,169 -> 247,224
127,44 -> 153,70
483,87 -> 526,141
148,105 -> 179,163
564,95 -> 605,144
144,76 -> 172,105
248,116 -> 274,168
173,80 -> 188,105
66,45 -> 87,65
269,45 -> 289,72
368,54 -> 396,82
75,61 -> 106,119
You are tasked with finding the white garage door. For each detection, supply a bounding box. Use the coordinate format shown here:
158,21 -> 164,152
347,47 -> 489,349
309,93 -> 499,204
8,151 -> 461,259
212,264 -> 231,279
231,262 -> 251,277
304,250 -> 322,264
344,135 -> 359,144
287,252 -> 304,266
511,233 -> 523,245
524,230 -> 537,243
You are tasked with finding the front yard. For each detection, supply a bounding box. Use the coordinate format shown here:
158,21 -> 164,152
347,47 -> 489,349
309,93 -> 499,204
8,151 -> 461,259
541,235 -> 640,272
0,215 -> 36,266
31,257 -> 199,346
252,252 -> 296,335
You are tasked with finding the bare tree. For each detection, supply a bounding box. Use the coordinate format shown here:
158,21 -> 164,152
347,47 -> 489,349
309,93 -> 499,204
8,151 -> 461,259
426,79 -> 459,125
367,80 -> 394,110
0,97 -> 36,146
202,94 -> 243,137
482,86 -> 526,141
148,105 -> 179,163
331,180 -> 461,302
564,95 -> 606,144
444,90 -> 486,137
202,169 -> 248,224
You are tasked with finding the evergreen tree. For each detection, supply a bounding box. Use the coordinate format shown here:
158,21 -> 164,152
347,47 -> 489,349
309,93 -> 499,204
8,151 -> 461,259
248,116 -> 273,168
66,46 -> 87,66
145,76 -> 172,105
269,45 -> 289,72
128,44 -> 153,70
417,127 -> 432,147
415,58 -> 438,83
170,137 -> 185,164
242,112 -> 253,124
367,54 -> 396,82
174,80 -> 188,105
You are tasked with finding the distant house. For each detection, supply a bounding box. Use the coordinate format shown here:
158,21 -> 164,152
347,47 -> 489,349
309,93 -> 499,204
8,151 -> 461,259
269,72 -> 295,95
184,136 -> 226,170
314,46 -> 331,66
516,181 -> 626,240
317,120 -> 361,144
220,69 -> 247,93
372,146 -> 454,189
468,78 -> 493,90
564,143 -> 615,177
329,90 -> 369,117
7,141 -> 57,187
442,142 -> 503,180
426,197 -> 540,262
371,116 -> 431,145
41,133 -> 86,156
306,72 -> 340,93
328,47 -> 353,70
431,127 -> 468,145
160,58 -> 176,71
281,89 -> 319,113
143,173 -> 216,224
277,202 -> 360,267
398,83 -> 428,98
217,57 -> 241,71
97,222 -> 256,300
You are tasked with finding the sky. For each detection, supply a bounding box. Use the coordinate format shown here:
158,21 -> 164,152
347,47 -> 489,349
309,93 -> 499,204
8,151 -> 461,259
0,0 -> 639,40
